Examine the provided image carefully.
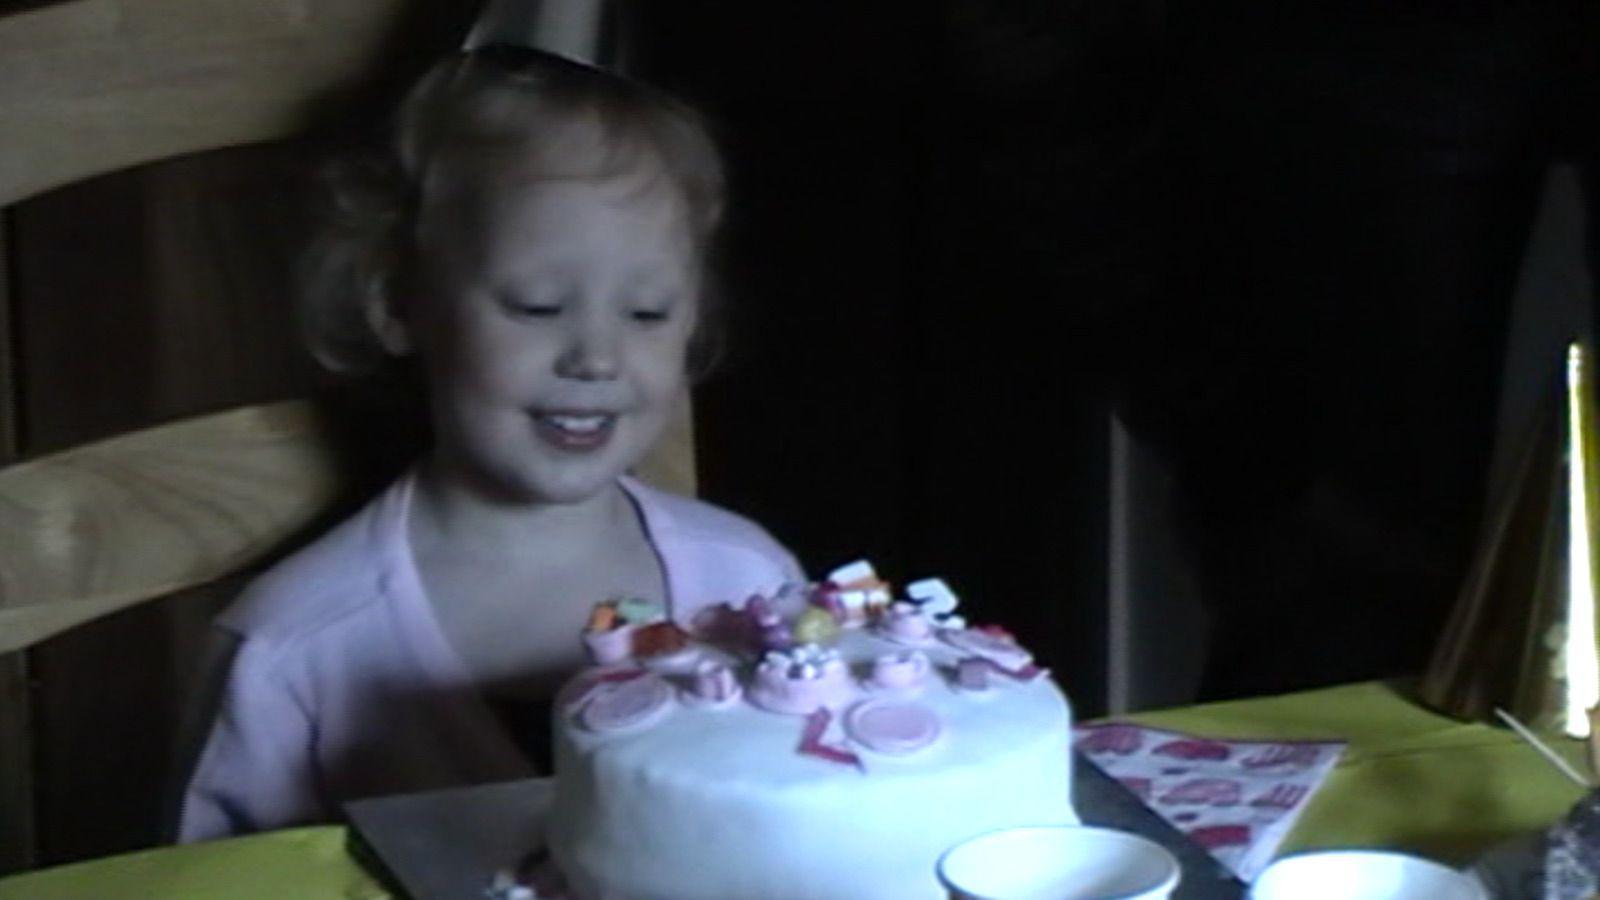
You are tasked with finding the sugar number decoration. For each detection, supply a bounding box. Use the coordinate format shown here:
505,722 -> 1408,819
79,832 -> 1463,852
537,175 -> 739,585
797,707 -> 864,771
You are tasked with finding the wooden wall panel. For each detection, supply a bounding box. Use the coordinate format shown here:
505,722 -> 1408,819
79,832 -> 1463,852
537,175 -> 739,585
29,580 -> 240,863
11,144 -> 328,456
0,655 -> 32,875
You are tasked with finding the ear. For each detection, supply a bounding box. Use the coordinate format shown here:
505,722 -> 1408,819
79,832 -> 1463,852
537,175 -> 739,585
364,293 -> 413,357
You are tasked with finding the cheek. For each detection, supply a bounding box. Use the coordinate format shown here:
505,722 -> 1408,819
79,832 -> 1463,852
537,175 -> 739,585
635,329 -> 695,398
434,315 -> 552,396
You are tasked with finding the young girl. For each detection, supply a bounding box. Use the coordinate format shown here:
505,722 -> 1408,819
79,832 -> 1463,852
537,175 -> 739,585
177,45 -> 802,841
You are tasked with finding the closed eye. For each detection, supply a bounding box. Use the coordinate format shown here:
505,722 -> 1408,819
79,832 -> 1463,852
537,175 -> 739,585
498,294 -> 562,318
631,308 -> 672,323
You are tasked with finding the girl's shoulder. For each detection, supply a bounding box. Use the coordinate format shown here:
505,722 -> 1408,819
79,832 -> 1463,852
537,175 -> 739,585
216,477 -> 413,646
624,478 -> 805,620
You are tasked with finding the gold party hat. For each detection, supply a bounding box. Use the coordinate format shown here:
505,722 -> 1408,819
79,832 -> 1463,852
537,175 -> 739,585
1418,342 -> 1600,738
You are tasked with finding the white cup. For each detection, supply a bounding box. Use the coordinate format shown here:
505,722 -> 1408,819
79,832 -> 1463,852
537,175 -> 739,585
1249,850 -> 1488,900
936,825 -> 1180,900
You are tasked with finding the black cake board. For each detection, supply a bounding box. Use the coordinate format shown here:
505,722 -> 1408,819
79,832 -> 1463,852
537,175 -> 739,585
345,778 -> 552,900
344,752 -> 1245,899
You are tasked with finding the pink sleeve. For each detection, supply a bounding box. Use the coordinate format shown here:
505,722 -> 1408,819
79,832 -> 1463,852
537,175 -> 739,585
176,638 -> 325,842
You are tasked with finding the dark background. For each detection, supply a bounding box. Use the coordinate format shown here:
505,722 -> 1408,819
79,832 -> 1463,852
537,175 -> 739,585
637,1 -> 1165,714
631,1 -> 1596,707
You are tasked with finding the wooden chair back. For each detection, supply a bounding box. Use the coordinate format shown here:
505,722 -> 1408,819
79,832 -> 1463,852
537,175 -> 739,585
0,0 -> 696,872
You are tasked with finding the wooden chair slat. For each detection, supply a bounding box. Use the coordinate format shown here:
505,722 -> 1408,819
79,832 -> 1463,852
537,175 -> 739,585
0,0 -> 413,206
0,395 -> 699,655
634,398 -> 698,498
0,399 -> 343,653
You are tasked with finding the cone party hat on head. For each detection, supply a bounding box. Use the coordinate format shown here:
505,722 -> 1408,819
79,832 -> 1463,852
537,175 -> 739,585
465,0 -> 632,68
1419,341 -> 1600,737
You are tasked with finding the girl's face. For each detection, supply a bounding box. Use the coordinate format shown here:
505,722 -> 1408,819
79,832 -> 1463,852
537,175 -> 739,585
406,165 -> 699,505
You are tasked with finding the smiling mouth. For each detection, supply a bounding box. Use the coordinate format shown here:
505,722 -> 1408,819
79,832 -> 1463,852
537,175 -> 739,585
532,411 -> 618,453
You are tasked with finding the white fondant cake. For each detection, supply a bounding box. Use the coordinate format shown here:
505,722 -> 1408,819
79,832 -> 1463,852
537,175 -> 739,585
547,581 -> 1077,900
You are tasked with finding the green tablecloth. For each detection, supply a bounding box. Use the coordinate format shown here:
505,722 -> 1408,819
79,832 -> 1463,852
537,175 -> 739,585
1128,679 -> 1588,865
0,825 -> 381,900
0,680 -> 1586,898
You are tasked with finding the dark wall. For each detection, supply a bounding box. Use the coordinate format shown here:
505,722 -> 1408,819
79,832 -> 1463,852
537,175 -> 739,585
1119,3 -> 1600,699
632,3 -> 1166,711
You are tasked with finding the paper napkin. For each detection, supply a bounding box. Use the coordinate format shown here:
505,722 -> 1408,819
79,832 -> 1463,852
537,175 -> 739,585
1075,723 -> 1345,881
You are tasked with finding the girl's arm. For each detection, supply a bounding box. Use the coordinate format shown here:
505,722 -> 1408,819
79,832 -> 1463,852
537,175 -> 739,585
175,635 -> 324,842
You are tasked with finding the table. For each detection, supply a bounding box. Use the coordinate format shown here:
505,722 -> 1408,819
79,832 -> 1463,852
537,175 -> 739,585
0,680 -> 1585,899
1125,679 -> 1587,866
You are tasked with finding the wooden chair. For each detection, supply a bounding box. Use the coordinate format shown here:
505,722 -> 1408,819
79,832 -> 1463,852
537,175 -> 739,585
0,0 -> 696,873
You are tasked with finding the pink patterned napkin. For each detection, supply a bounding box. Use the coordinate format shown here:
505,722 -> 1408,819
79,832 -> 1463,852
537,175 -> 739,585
1075,723 -> 1345,880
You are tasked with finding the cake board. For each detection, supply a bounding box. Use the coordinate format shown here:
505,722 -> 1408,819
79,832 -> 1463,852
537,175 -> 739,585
344,752 -> 1244,899
345,778 -> 551,900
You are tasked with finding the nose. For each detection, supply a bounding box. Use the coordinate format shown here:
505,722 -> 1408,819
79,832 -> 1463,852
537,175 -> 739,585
555,317 -> 620,381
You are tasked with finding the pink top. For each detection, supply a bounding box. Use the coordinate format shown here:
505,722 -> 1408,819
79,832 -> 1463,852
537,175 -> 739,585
177,472 -> 801,842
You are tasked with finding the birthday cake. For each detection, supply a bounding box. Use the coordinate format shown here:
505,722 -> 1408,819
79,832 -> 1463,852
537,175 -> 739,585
544,563 -> 1078,900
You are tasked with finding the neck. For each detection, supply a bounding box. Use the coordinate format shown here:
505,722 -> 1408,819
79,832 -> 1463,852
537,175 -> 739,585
409,454 -> 633,558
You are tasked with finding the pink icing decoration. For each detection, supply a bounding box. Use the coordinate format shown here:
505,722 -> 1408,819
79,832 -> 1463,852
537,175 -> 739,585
748,658 -> 856,715
955,657 -> 991,691
582,624 -> 637,665
958,655 -> 1045,684
867,651 -> 931,691
845,700 -> 940,755
580,673 -> 673,733
555,667 -> 645,713
879,602 -> 934,642
938,627 -> 1033,669
687,661 -> 741,705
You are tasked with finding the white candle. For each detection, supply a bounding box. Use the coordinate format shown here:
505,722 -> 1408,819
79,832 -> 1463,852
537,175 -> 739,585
1565,342 -> 1600,737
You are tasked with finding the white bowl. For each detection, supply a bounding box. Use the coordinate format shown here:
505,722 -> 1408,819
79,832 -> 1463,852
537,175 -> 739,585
1250,850 -> 1488,900
937,825 -> 1180,900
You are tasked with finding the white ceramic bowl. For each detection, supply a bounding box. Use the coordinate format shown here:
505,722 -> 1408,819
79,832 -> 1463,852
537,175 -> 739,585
937,825 -> 1181,900
1250,850 -> 1488,900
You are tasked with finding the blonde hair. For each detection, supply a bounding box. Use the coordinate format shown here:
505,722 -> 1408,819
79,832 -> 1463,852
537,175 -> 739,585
298,46 -> 727,375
